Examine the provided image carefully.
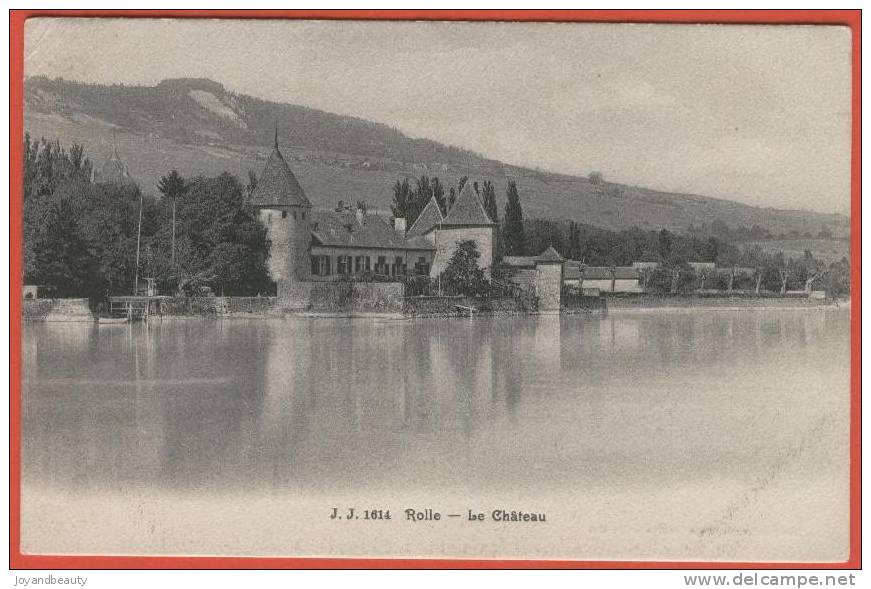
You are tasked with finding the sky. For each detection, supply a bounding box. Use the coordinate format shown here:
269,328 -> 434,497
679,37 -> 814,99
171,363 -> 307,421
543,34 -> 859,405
24,18 -> 852,214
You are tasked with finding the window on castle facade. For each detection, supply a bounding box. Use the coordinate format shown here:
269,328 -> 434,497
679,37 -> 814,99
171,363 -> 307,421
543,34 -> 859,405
392,256 -> 405,276
337,256 -> 352,276
311,256 -> 331,276
414,256 -> 430,275
354,256 -> 370,274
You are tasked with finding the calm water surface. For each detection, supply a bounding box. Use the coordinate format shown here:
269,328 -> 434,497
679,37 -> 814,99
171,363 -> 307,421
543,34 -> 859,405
21,309 -> 851,560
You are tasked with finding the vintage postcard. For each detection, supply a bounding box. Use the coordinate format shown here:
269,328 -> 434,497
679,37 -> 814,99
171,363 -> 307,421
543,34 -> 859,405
12,13 -> 858,567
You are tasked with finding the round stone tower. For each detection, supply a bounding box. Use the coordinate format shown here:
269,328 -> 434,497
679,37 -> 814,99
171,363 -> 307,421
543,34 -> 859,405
246,127 -> 312,286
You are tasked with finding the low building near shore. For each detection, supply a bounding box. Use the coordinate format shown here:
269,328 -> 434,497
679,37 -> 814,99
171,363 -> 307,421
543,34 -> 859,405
564,264 -> 642,293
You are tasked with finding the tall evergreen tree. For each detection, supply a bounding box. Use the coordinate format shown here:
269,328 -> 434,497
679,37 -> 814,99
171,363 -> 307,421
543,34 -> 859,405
568,221 -> 582,260
390,178 -> 415,222
503,180 -> 526,255
429,176 -> 447,217
481,180 -> 498,224
658,228 -> 673,262
157,169 -> 188,269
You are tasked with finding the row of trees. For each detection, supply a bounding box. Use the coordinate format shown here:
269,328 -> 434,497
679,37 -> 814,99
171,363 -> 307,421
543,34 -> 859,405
524,220 -> 733,266
525,219 -> 849,296
686,219 -> 839,242
635,251 -> 849,296
390,175 -> 449,224
25,136 -> 850,300
23,136 -> 272,299
390,174 -> 526,257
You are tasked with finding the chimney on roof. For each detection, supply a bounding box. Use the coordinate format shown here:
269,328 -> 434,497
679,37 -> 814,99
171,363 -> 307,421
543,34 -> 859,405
394,217 -> 407,237
355,201 -> 367,225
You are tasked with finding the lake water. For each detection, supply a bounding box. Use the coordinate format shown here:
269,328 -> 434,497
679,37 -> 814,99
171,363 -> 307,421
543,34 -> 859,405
21,308 -> 851,561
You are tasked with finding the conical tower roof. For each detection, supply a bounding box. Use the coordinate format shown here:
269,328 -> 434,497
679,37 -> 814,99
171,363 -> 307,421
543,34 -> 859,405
442,181 -> 494,226
535,246 -> 565,263
407,195 -> 444,237
247,129 -> 311,208
95,134 -> 134,185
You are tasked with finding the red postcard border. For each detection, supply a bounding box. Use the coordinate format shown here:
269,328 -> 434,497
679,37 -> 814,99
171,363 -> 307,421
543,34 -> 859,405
8,9 -> 862,570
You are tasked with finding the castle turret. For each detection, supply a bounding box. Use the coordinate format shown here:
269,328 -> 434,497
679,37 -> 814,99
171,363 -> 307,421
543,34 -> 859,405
246,127 -> 312,285
93,136 -> 135,185
430,181 -> 496,277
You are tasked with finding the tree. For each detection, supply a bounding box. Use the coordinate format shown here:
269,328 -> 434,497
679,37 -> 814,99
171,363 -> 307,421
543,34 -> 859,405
439,240 -> 490,296
246,169 -> 258,197
172,173 -> 271,295
567,221 -> 582,260
157,169 -> 187,268
457,175 -> 469,195
411,175 -> 447,216
779,269 -> 790,293
699,268 -> 710,291
658,229 -> 673,261
503,181 -> 526,255
588,171 -> 604,185
390,178 -> 414,222
393,175 -> 448,223
480,180 -> 498,224
805,269 -> 825,293
704,237 -> 720,263
727,265 -> 739,293
428,176 -> 447,217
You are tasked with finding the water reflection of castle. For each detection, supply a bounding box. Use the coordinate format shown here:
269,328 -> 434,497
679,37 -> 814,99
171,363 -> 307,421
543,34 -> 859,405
22,313 -> 819,493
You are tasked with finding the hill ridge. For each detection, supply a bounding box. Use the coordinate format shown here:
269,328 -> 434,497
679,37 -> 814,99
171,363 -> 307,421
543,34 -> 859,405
23,75 -> 848,238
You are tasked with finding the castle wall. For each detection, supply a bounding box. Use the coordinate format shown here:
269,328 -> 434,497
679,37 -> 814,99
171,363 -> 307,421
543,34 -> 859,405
23,298 -> 93,322
535,263 -> 564,311
276,280 -> 404,313
430,226 -> 495,277
565,278 -> 642,293
260,208 -> 311,283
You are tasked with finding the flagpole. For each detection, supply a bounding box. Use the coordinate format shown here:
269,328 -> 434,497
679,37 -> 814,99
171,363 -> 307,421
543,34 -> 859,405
171,198 -> 176,268
134,191 -> 143,295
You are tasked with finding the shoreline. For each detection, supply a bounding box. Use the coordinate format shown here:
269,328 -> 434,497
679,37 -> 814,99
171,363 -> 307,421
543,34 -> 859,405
606,302 -> 846,315
23,295 -> 845,322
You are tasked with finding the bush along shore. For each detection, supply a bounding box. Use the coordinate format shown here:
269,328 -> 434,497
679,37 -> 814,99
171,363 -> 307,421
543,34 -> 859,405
24,289 -> 844,323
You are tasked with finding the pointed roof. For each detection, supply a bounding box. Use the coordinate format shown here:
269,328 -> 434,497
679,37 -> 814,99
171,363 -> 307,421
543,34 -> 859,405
247,129 -> 311,208
109,135 -> 121,162
94,135 -> 134,185
441,181 -> 494,227
406,196 -> 444,237
535,246 -> 565,264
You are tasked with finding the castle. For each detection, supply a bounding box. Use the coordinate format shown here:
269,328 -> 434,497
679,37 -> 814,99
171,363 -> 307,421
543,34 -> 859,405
91,139 -> 135,186
244,131 -> 496,300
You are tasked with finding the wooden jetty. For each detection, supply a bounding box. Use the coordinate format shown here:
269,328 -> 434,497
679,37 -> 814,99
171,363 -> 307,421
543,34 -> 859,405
108,296 -> 171,322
